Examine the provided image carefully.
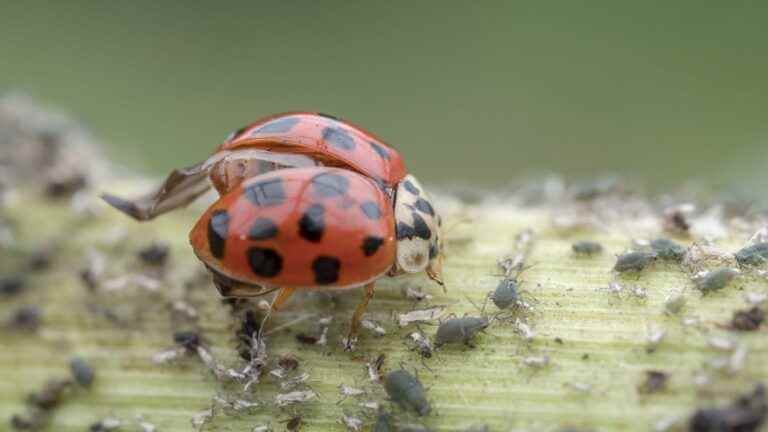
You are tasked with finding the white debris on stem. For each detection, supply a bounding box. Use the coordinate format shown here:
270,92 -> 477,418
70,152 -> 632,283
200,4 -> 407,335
275,390 -> 317,407
397,306 -> 445,327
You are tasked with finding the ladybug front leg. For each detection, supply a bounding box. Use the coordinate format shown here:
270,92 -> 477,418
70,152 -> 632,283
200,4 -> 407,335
345,282 -> 376,351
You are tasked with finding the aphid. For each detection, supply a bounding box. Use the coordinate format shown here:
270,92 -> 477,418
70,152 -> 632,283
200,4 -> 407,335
0,275 -> 25,297
613,251 -> 657,273
650,238 -> 686,262
373,412 -> 394,432
384,369 -> 430,416
45,172 -> 87,198
102,113 -> 445,348
490,278 -> 519,309
688,384 -> 766,432
638,370 -> 669,394
8,305 -> 41,331
137,242 -> 170,266
694,268 -> 740,293
730,307 -> 765,331
69,357 -> 95,388
434,316 -> 489,347
735,242 -> 768,267
572,240 -> 603,255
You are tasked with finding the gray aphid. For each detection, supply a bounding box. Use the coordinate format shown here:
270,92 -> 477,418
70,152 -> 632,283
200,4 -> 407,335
614,251 -> 657,273
434,316 -> 489,346
384,369 -> 430,416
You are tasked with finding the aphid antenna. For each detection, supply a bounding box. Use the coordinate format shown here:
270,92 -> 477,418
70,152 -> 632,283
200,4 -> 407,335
264,312 -> 319,336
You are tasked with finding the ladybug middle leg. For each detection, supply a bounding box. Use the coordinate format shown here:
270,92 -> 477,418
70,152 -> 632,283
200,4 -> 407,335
345,282 -> 376,351
271,287 -> 297,311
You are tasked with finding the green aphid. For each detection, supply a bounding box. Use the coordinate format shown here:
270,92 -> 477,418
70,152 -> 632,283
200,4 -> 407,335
613,251 -> 657,273
572,240 -> 603,255
695,268 -> 740,293
734,242 -> 768,267
650,238 -> 687,262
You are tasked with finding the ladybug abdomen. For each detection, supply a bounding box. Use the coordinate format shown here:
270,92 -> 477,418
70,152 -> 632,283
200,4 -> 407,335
190,167 -> 396,289
220,112 -> 407,187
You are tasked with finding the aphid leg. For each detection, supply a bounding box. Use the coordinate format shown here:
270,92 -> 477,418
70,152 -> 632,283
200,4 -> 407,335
346,282 -> 376,351
272,287 -> 297,311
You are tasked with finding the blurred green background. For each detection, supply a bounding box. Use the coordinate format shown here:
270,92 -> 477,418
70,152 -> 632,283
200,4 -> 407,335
2,1 -> 767,189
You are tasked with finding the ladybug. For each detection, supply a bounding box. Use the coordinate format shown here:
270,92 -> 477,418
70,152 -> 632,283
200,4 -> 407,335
103,112 -> 443,347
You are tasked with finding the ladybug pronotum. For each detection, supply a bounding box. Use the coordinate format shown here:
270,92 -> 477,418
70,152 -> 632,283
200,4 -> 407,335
103,112 -> 443,347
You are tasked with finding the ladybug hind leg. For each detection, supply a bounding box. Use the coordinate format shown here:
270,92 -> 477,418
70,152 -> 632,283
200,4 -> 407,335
345,282 -> 376,351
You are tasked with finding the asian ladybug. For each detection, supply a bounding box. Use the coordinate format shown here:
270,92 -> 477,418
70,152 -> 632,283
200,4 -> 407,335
103,112 -> 443,347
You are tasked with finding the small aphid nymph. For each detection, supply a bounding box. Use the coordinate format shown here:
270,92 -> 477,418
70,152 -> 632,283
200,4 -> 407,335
69,357 -> 95,389
434,316 -> 489,347
491,278 -> 519,309
614,251 -> 657,273
572,240 -> 603,255
384,369 -> 430,416
650,238 -> 687,262
734,242 -> 768,267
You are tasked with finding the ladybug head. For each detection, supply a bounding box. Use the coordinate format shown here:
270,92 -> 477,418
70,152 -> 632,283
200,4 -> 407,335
393,175 -> 443,286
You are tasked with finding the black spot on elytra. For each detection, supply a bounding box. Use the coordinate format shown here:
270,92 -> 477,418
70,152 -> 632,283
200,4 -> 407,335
312,256 -> 340,285
429,240 -> 439,259
317,112 -> 341,121
369,141 -> 391,160
247,247 -> 283,278
362,236 -> 384,257
360,201 -> 383,220
299,204 -> 325,242
248,218 -> 279,240
208,210 -> 229,259
321,127 -> 356,151
414,198 -> 435,216
252,117 -> 300,134
402,179 -> 421,196
312,172 -> 349,197
245,178 -> 285,207
412,213 -> 432,239
397,214 -> 432,241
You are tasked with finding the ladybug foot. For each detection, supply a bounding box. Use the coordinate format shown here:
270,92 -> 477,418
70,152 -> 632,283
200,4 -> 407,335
344,282 -> 376,352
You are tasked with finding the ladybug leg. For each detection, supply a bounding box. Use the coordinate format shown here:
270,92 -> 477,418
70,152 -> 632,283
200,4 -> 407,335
271,287 -> 297,311
345,282 -> 376,351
